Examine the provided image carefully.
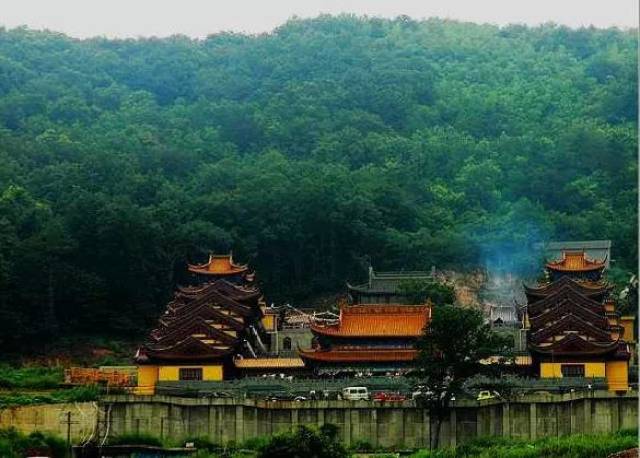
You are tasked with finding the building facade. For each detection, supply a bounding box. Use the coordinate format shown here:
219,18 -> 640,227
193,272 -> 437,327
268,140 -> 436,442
299,304 -> 431,375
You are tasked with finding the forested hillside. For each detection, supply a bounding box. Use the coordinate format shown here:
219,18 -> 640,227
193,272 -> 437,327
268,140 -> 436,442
0,16 -> 636,348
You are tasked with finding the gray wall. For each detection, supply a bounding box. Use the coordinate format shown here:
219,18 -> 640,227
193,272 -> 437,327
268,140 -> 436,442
100,391 -> 637,449
269,328 -> 313,355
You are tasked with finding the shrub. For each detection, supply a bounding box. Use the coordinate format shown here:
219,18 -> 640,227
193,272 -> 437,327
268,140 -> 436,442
350,439 -> 375,452
243,436 -> 271,450
0,428 -> 67,458
258,424 -> 348,458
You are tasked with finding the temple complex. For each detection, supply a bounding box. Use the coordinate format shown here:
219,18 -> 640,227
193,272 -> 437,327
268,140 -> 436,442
299,304 -> 431,375
347,267 -> 436,304
525,251 -> 633,391
135,254 -> 268,394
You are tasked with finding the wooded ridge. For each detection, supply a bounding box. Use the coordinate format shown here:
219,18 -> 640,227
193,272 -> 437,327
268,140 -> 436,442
0,16 -> 636,348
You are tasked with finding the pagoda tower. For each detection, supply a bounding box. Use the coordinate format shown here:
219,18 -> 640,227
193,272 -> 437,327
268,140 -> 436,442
134,254 -> 267,394
525,251 -> 632,391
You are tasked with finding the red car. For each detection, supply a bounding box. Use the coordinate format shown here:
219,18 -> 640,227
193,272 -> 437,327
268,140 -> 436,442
373,392 -> 407,402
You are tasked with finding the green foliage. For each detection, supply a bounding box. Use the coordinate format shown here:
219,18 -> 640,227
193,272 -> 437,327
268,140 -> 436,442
0,385 -> 100,408
0,365 -> 63,389
410,429 -> 638,457
414,305 -> 513,448
415,306 -> 513,391
242,436 -> 271,450
397,279 -> 455,305
350,439 -> 375,452
257,424 -> 348,458
0,428 -> 67,458
0,17 -> 636,349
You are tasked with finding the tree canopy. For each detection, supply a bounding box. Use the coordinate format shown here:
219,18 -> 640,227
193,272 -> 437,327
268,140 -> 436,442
414,305 -> 512,448
0,16 -> 636,348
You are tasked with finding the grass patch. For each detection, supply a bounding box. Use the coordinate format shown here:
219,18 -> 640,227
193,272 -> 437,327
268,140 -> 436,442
0,385 -> 101,408
0,365 -> 63,390
411,429 -> 638,458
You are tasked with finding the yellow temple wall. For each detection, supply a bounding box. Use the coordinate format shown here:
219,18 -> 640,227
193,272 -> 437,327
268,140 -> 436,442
540,362 -> 606,378
135,365 -> 158,395
605,361 -> 629,391
158,365 -> 223,381
135,365 -> 224,395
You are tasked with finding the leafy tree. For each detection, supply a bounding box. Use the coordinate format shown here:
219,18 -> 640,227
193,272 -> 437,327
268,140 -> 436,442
414,305 -> 512,448
397,279 -> 455,306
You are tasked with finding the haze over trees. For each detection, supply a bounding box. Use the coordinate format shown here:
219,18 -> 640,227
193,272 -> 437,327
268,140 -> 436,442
0,16 -> 636,348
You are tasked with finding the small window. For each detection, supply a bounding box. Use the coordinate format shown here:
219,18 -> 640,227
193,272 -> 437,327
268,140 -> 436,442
282,337 -> 292,350
561,364 -> 585,377
179,368 -> 203,381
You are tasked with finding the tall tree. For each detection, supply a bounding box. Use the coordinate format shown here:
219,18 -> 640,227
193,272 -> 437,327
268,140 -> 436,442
414,306 -> 512,448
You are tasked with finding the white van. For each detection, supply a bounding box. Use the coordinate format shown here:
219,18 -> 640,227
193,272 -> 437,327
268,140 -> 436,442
341,386 -> 369,401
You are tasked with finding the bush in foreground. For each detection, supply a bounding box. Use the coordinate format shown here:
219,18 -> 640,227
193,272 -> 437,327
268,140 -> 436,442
0,428 -> 67,458
258,424 -> 348,458
411,429 -> 639,458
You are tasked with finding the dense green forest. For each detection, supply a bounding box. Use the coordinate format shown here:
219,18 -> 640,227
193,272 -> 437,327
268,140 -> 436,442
0,16 -> 636,348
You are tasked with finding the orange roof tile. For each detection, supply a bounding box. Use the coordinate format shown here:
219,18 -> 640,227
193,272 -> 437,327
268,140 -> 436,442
234,357 -> 305,369
299,348 -> 418,362
188,253 -> 248,276
311,305 -> 431,338
546,251 -> 606,272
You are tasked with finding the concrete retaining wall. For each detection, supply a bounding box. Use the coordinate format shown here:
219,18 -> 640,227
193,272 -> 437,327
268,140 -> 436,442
0,402 -> 98,441
100,391 -> 637,448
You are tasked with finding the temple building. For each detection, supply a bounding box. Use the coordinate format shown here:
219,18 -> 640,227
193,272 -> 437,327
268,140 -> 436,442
299,304 -> 431,375
135,254 -> 267,394
187,253 -> 254,284
347,267 -> 436,304
525,251 -> 633,391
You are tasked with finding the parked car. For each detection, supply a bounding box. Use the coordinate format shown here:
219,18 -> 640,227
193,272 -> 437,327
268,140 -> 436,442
341,386 -> 370,401
476,390 -> 498,401
373,392 -> 406,402
266,392 -> 295,402
411,389 -> 434,400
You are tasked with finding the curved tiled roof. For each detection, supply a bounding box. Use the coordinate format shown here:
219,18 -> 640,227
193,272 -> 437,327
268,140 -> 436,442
529,333 -> 620,357
299,348 -> 418,362
546,251 -> 606,272
310,305 -> 430,338
188,253 -> 248,276
524,276 -> 611,300
234,357 -> 305,369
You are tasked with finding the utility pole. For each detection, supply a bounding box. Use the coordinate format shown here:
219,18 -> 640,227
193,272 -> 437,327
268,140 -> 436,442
59,410 -> 78,458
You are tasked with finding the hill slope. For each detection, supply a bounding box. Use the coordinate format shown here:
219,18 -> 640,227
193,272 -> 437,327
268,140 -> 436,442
0,16 -> 636,347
